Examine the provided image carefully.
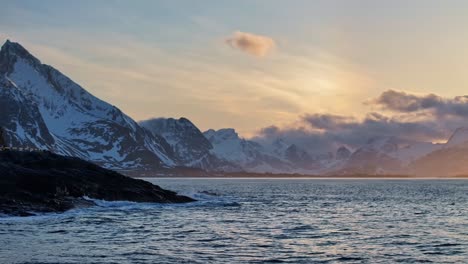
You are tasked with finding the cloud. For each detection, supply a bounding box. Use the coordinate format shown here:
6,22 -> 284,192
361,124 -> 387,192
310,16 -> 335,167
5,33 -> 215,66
369,89 -> 468,116
254,90 -> 468,153
302,113 -> 356,130
225,31 -> 275,57
256,113 -> 445,153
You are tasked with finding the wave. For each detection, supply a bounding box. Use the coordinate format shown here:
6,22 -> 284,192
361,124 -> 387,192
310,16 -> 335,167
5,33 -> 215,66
179,191 -> 241,207
0,191 -> 240,220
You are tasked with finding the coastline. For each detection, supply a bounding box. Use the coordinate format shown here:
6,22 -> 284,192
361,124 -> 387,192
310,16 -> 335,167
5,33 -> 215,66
134,174 -> 468,179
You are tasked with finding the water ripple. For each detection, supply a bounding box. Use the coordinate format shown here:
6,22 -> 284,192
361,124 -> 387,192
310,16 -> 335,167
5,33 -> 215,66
1,179 -> 467,264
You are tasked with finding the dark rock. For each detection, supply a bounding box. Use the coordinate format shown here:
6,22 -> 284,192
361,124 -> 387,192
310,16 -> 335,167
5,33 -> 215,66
0,150 -> 194,216
336,146 -> 351,160
0,127 -> 5,146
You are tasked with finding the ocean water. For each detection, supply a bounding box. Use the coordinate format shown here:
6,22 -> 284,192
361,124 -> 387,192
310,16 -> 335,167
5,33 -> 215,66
0,178 -> 467,264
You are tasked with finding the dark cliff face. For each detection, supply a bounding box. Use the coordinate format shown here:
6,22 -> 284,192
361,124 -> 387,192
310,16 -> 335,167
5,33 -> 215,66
0,76 -> 56,149
0,150 -> 194,216
0,127 -> 5,146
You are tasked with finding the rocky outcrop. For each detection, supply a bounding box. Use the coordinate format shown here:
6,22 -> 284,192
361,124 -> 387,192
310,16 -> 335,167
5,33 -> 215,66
0,150 -> 194,216
0,127 -> 5,146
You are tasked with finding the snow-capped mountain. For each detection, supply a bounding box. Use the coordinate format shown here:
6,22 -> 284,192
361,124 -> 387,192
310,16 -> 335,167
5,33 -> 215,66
284,144 -> 316,169
3,40 -> 468,176
203,128 -> 352,174
0,75 -> 55,149
201,126 -> 462,175
0,40 -> 175,169
204,128 -> 295,173
334,136 -> 441,175
140,118 -> 240,171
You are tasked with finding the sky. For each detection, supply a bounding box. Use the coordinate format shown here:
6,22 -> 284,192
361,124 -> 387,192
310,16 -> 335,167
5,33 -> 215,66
1,0 -> 468,147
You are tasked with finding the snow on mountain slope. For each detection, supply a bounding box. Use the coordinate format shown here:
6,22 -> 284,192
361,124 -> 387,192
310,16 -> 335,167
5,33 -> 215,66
3,40 -> 462,176
0,40 -> 175,169
204,129 -> 257,163
204,128 -> 295,173
0,75 -> 55,149
334,136 -> 440,175
204,129 -> 353,174
140,118 -> 240,171
140,117 -> 212,160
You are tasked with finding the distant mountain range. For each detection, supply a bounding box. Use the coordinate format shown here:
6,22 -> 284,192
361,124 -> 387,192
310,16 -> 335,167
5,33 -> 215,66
1,40 -> 468,176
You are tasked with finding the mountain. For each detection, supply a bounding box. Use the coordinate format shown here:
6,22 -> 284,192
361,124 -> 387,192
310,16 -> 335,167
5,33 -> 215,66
444,127 -> 468,148
140,118 -> 240,171
334,137 -> 440,175
0,40 -> 175,170
203,129 -> 350,174
201,127 -> 465,176
284,144 -> 317,170
336,146 -> 351,160
0,75 -> 55,149
3,40 -> 467,177
204,128 -> 295,173
337,146 -> 403,175
410,127 -> 468,176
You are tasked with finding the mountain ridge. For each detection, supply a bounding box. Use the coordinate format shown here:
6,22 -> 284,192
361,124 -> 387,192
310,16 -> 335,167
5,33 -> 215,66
2,40 -> 468,176
0,40 -> 176,170
140,117 -> 241,172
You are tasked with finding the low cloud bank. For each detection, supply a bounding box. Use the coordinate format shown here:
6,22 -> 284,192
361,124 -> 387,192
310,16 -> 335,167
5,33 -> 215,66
254,90 -> 468,153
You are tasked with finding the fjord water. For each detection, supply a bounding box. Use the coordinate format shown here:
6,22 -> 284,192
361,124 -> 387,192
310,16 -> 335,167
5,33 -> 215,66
1,179 -> 467,263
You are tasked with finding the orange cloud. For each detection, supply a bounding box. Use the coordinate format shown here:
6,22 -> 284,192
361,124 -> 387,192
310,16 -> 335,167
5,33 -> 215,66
226,31 -> 275,57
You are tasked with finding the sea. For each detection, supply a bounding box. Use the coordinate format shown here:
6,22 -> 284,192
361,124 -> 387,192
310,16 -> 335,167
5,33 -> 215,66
0,178 -> 467,263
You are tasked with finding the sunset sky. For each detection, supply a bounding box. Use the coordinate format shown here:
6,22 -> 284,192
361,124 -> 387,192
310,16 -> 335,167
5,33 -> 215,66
1,0 -> 467,143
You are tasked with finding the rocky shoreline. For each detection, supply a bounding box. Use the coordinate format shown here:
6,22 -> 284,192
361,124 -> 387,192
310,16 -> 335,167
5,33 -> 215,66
0,150 -> 194,216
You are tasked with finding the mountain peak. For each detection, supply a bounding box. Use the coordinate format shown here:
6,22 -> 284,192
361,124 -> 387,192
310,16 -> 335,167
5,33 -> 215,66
217,128 -> 239,139
178,117 -> 191,123
287,143 -> 298,150
336,146 -> 351,160
203,129 -> 241,144
2,40 -> 31,56
140,117 -> 198,132
0,40 -> 41,73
